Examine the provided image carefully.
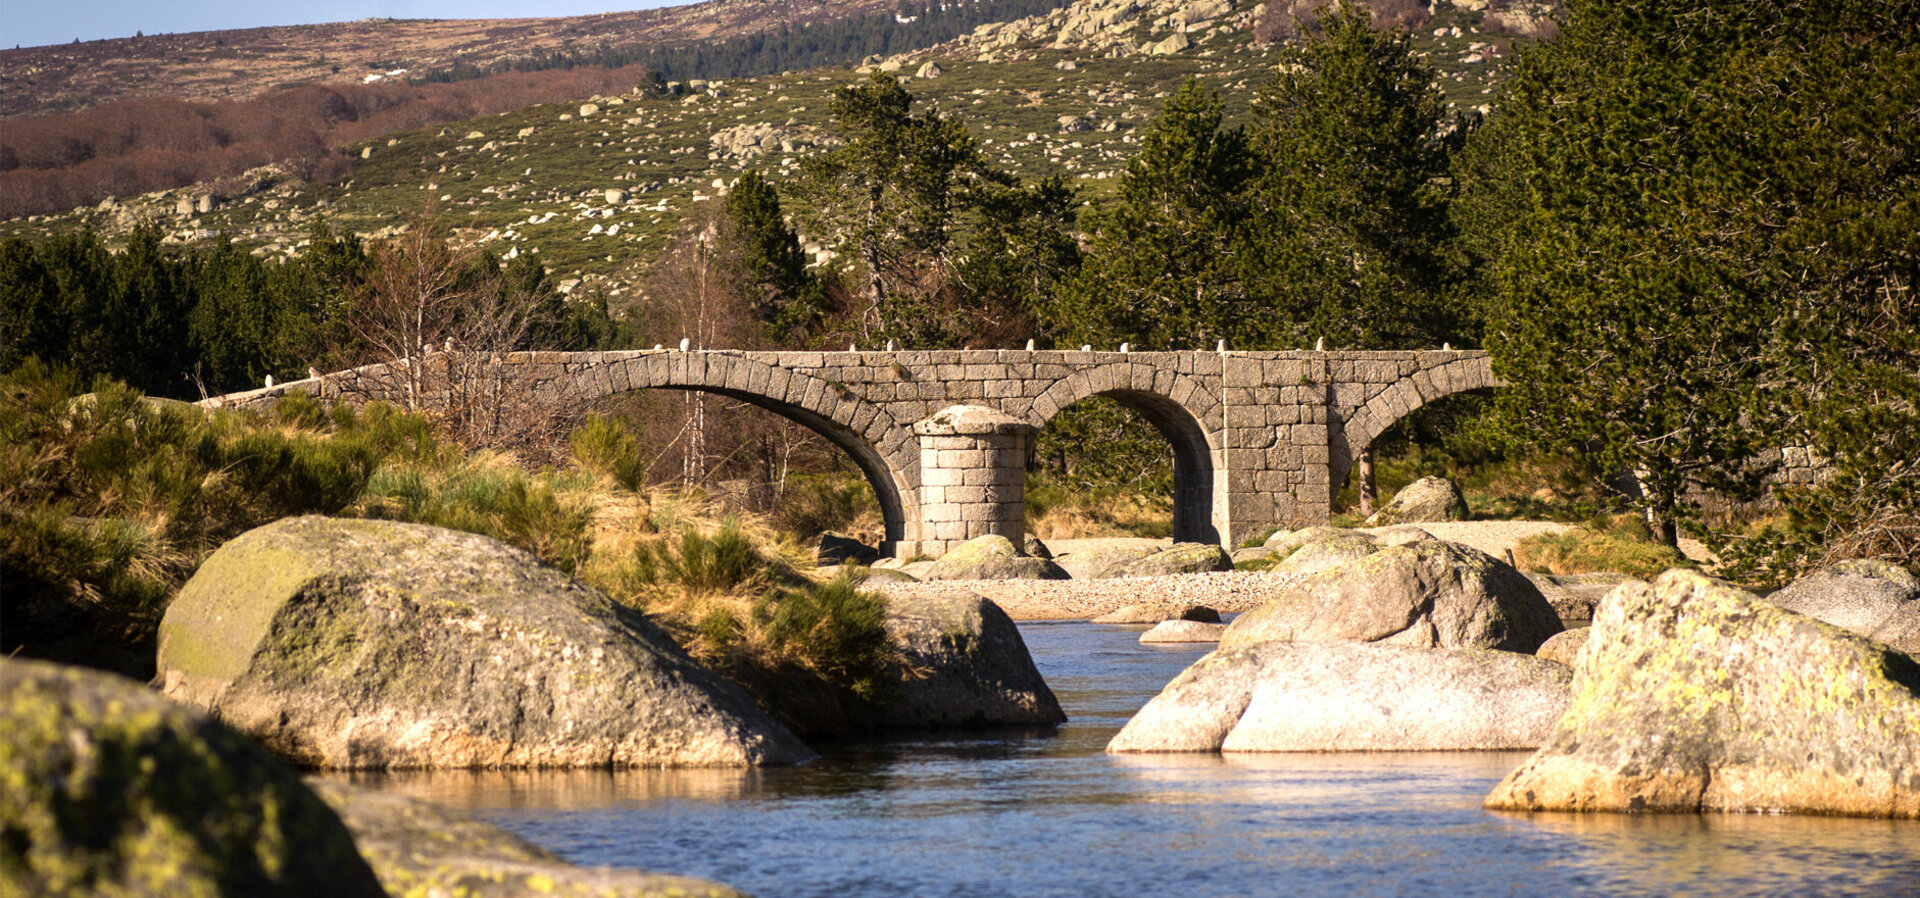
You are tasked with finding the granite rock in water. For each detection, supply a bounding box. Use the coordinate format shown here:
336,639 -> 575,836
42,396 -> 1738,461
308,779 -> 742,897
1485,570 -> 1920,817
156,516 -> 814,769
874,592 -> 1065,728
1108,642 -> 1571,752
1224,539 -> 1562,653
1139,620 -> 1229,644
0,659 -> 383,898
1092,603 -> 1222,624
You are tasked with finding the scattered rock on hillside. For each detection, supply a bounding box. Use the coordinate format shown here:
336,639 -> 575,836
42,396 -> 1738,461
157,516 -> 814,769
1092,602 -> 1222,624
0,659 -> 383,898
309,779 -> 743,898
1767,560 -> 1920,654
1108,642 -> 1572,752
874,592 -> 1066,728
1095,542 -> 1233,579
1224,539 -> 1562,653
1139,620 -> 1229,643
1365,476 -> 1470,525
1485,570 -> 1920,817
922,535 -> 1070,581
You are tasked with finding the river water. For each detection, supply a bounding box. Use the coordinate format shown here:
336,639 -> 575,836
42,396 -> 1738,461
349,622 -> 1920,896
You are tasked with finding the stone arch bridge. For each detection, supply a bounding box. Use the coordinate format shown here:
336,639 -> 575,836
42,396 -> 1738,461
207,348 -> 1498,558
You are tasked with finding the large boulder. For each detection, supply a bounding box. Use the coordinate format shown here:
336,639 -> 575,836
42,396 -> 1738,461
308,780 -> 742,897
1108,643 -> 1572,752
872,592 -> 1066,728
1767,559 -> 1920,654
1091,602 -> 1221,624
1272,531 -> 1378,575
156,516 -> 814,769
1223,539 -> 1562,653
1094,542 -> 1233,578
0,659 -> 383,897
921,534 -> 1069,581
816,530 -> 880,566
1052,542 -> 1160,579
1365,475 -> 1470,525
1261,525 -> 1356,554
1486,570 -> 1920,817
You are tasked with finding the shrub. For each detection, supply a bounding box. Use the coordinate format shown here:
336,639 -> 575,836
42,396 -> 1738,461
1513,517 -> 1690,579
569,412 -> 647,491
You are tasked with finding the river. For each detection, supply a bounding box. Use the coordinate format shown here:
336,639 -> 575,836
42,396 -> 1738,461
344,621 -> 1920,896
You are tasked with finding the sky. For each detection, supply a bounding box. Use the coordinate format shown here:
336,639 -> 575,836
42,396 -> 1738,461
3,1 -> 690,50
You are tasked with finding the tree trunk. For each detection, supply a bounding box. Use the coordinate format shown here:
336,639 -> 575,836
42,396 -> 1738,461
1357,448 -> 1377,515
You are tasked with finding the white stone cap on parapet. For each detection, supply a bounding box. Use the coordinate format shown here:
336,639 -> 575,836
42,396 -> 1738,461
913,404 -> 1033,436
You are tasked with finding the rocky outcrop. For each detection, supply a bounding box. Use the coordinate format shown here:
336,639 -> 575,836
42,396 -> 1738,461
873,592 -> 1066,728
1767,560 -> 1919,655
1224,539 -> 1562,653
1109,642 -> 1572,752
1272,531 -> 1378,575
309,780 -> 742,898
156,516 -> 814,769
1092,602 -> 1221,624
1140,620 -> 1229,643
922,534 -> 1070,581
1094,542 -> 1233,578
0,659 -> 383,897
1365,476 -> 1469,525
1485,570 -> 1920,817
1534,627 -> 1591,667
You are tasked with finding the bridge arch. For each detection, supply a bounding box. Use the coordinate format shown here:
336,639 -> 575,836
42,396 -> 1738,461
591,352 -> 922,556
1028,362 -> 1226,545
1329,357 -> 1502,497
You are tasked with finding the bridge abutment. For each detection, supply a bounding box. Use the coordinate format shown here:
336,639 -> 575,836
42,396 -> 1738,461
911,405 -> 1032,558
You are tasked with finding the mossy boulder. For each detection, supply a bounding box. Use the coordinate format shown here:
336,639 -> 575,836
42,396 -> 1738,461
1223,539 -> 1562,653
871,592 -> 1066,728
1364,476 -> 1469,525
1272,532 -> 1379,576
1091,603 -> 1222,624
308,779 -> 743,897
0,659 -> 383,898
1108,642 -> 1571,753
1092,542 -> 1233,579
156,516 -> 814,769
1485,570 -> 1920,817
921,534 -> 1069,581
1767,560 -> 1920,655
1139,620 -> 1229,644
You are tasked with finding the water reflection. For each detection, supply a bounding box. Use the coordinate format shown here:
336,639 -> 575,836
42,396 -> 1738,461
345,622 -> 1920,897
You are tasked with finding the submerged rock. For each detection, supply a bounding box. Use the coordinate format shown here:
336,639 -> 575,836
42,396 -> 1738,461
1092,602 -> 1222,624
157,516 -> 813,769
0,659 -> 383,897
1364,476 -> 1469,525
1095,542 -> 1233,578
1108,642 -> 1571,752
1485,570 -> 1920,817
1224,539 -> 1562,653
309,779 -> 742,897
874,592 -> 1066,728
922,534 -> 1069,581
1139,620 -> 1229,644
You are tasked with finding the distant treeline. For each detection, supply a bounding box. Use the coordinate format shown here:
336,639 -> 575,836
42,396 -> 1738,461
0,65 -> 654,220
417,0 -> 1071,84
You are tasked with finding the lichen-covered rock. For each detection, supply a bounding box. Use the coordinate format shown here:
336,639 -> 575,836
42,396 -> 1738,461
871,592 -> 1065,728
1273,532 -> 1379,575
1053,542 -> 1160,579
1224,539 -> 1562,653
1485,570 -> 1920,817
1767,560 -> 1920,654
1139,620 -> 1229,644
1108,643 -> 1571,753
156,516 -> 813,769
1091,603 -> 1221,624
1364,476 -> 1470,525
1369,524 -> 1435,547
308,779 -> 742,898
0,659 -> 383,898
1094,542 -> 1233,578
923,534 -> 1069,581
1535,627 -> 1591,667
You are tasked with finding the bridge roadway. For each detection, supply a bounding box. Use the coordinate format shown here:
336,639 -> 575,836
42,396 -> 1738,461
205,348 -> 1499,558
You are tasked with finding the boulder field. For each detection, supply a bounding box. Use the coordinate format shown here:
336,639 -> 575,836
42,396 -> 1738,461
1485,570 -> 1920,818
1108,642 -> 1571,752
156,516 -> 815,769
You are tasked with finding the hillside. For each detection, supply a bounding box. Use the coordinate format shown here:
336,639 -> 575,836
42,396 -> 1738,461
0,0 -> 1552,308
